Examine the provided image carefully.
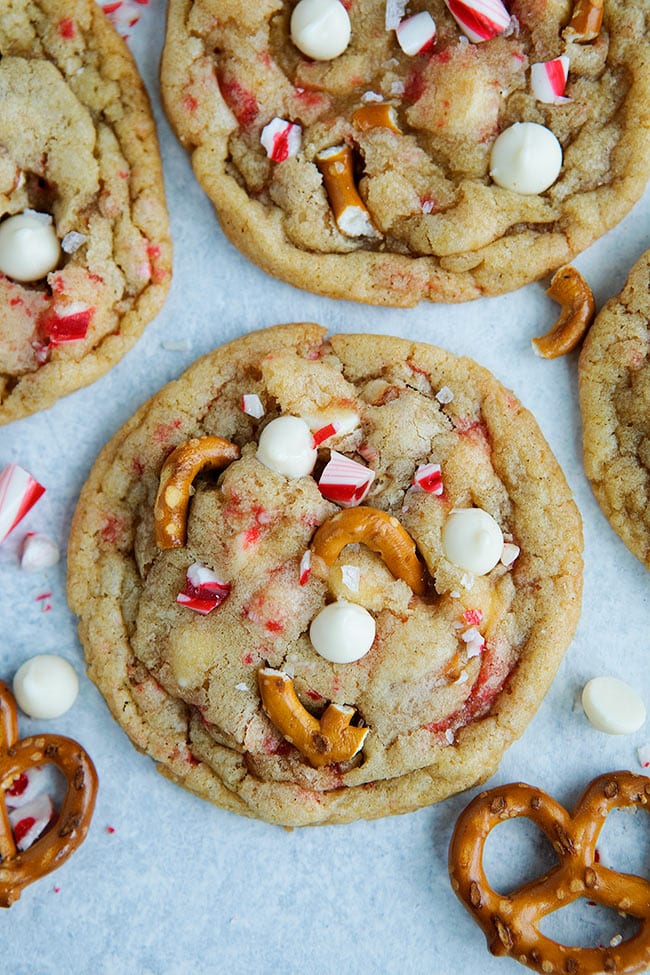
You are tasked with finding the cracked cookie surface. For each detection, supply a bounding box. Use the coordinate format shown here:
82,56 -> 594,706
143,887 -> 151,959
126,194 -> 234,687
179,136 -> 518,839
579,249 -> 650,570
67,323 -> 583,826
160,0 -> 650,305
0,0 -> 171,423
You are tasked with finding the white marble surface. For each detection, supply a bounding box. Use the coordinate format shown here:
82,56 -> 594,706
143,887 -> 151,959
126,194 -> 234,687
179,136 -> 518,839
1,5 -> 649,973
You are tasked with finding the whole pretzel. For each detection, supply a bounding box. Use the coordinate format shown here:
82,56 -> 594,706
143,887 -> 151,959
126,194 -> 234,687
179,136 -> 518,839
310,506 -> 428,595
0,680 -> 98,907
449,772 -> 650,975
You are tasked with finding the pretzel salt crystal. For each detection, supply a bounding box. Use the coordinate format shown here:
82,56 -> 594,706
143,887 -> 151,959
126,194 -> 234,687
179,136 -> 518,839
449,772 -> 650,975
154,436 -> 240,549
310,505 -> 428,595
0,680 -> 97,907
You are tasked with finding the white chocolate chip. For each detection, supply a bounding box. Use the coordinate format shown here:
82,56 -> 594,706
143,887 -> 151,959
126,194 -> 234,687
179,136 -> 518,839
290,0 -> 351,61
581,676 -> 646,735
309,600 -> 376,663
0,211 -> 61,282
490,122 -> 563,195
442,508 -> 504,576
13,655 -> 79,719
256,416 -> 317,477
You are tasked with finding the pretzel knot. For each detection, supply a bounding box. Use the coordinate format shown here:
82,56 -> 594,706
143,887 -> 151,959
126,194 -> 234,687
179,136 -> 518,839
0,679 -> 98,907
449,773 -> 650,975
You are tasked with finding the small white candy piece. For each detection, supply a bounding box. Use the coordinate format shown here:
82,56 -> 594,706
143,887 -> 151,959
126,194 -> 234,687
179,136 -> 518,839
396,11 -> 436,55
442,508 -> 504,576
260,117 -> 302,162
290,0 -> 351,61
9,793 -> 54,851
20,533 -> 60,572
490,122 -> 563,195
581,677 -> 646,735
256,416 -> 317,477
13,654 -> 79,719
0,211 -> 61,282
309,600 -> 376,663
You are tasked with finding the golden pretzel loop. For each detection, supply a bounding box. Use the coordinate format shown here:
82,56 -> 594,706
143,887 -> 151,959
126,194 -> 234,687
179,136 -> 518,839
0,680 -> 98,907
449,772 -> 650,975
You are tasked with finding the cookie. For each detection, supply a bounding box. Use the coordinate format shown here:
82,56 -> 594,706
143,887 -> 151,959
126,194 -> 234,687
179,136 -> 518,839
67,323 -> 583,826
579,249 -> 650,570
0,0 -> 172,424
160,0 -> 650,306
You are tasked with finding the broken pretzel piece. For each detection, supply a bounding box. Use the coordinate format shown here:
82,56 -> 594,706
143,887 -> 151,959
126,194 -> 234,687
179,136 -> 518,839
563,0 -> 603,42
316,145 -> 381,239
532,265 -> 595,359
258,668 -> 368,768
154,436 -> 240,549
311,505 -> 428,595
352,103 -> 401,134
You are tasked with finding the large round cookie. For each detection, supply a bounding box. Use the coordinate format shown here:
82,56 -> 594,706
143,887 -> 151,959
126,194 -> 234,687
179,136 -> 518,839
68,324 -> 583,826
0,0 -> 171,424
160,0 -> 650,306
579,249 -> 650,569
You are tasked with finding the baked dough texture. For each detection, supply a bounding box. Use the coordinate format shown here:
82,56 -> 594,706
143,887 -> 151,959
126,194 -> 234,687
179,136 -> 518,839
68,324 -> 583,826
579,249 -> 650,570
160,0 -> 650,305
0,0 -> 171,423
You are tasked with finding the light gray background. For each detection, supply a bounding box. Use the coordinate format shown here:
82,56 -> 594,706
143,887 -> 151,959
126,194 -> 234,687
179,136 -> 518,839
1,4 -> 649,973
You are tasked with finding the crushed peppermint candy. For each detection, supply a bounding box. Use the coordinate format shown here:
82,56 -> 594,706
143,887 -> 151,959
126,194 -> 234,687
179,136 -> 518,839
435,386 -> 454,404
98,0 -> 150,39
242,393 -> 265,419
299,549 -> 312,586
4,766 -> 48,809
20,533 -> 60,572
454,670 -> 469,685
0,464 -> 46,545
177,562 -> 231,614
445,728 -> 455,744
460,572 -> 474,590
412,463 -> 443,495
500,542 -> 520,566
260,118 -> 302,163
61,231 -> 88,254
385,0 -> 408,30
462,627 -> 486,657
609,935 -> 623,948
463,608 -> 483,626
361,91 -> 384,103
396,11 -> 437,56
341,564 -> 361,592
637,743 -> 650,769
318,451 -> 375,507
9,793 -> 55,852
40,303 -> 94,344
312,421 -> 339,446
531,56 -> 570,105
444,0 -> 511,43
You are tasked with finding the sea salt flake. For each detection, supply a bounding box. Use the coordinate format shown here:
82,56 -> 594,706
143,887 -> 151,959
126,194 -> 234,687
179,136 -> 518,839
361,91 -> 384,103
460,572 -> 474,590
435,386 -> 454,404
444,728 -> 455,744
637,742 -> 650,769
61,231 -> 87,254
341,564 -> 360,592
385,0 -> 408,30
235,683 -> 248,691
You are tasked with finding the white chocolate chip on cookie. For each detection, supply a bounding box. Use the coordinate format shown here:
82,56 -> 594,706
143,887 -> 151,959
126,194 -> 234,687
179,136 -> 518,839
309,600 -> 376,663
0,211 -> 60,282
490,122 -> 563,195
290,0 -> 351,60
256,416 -> 317,477
442,508 -> 504,575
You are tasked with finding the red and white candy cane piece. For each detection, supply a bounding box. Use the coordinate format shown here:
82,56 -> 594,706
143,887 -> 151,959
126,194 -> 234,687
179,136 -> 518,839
396,11 -> 437,55
99,0 -> 148,38
8,793 -> 55,852
531,56 -> 570,104
0,465 -> 45,545
462,626 -> 486,658
40,303 -> 94,345
260,118 -> 302,163
242,393 -> 265,419
4,766 -> 47,809
500,541 -> 520,566
312,422 -> 339,446
318,451 -> 375,507
299,549 -> 312,586
444,0 -> 511,42
412,463 -> 443,495
176,562 -> 231,615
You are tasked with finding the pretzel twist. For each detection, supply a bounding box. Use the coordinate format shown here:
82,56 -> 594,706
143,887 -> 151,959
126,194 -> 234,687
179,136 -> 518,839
449,772 -> 650,975
0,680 -> 98,907
310,505 -> 428,595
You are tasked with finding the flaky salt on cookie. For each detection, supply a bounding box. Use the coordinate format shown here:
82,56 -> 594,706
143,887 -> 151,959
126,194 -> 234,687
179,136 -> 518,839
161,0 -> 650,305
67,323 -> 582,826
0,0 -> 171,423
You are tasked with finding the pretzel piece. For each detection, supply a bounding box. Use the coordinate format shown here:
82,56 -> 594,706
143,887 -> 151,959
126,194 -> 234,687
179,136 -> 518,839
315,145 -> 381,239
563,0 -> 603,42
154,436 -> 240,549
532,266 -> 595,359
0,680 -> 98,907
310,505 -> 428,595
449,772 -> 650,975
352,103 -> 401,133
258,668 -> 368,768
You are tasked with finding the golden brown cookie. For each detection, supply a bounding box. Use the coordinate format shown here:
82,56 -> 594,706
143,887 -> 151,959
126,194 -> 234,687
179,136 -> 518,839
579,248 -> 650,569
160,0 -> 650,305
67,323 -> 583,826
0,0 -> 171,423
